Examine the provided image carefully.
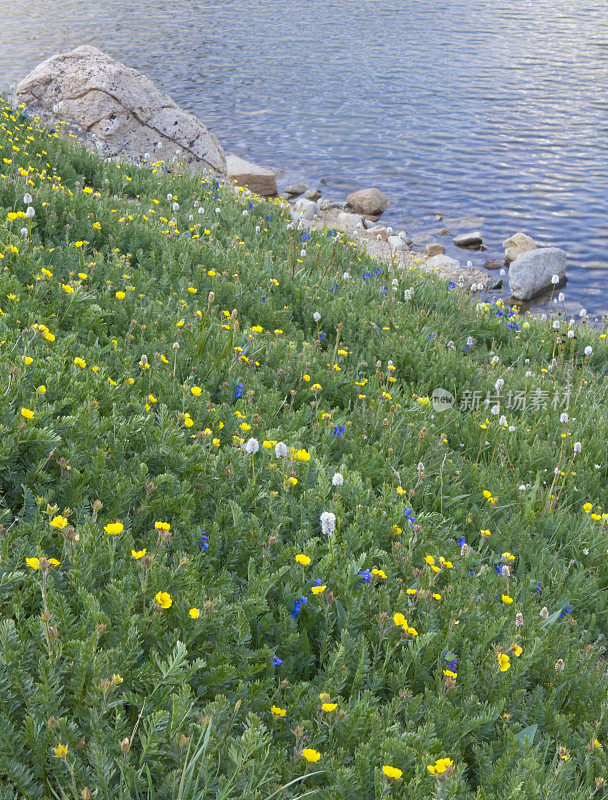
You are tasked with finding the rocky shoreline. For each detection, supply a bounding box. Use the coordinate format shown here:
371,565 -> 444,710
15,45 -> 570,306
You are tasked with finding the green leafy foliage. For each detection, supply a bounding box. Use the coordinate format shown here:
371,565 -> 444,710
0,99 -> 607,799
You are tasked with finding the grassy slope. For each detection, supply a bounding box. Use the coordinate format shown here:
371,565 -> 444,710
1,101 -> 608,800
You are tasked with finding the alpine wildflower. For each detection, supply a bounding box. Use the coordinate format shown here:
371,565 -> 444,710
155,591 -> 172,610
382,765 -> 403,780
320,511 -> 336,536
104,521 -> 124,535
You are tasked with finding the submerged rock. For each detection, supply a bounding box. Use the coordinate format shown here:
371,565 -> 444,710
503,231 -> 537,264
285,182 -> 306,197
17,45 -> 225,173
305,189 -> 321,201
454,231 -> 483,249
346,188 -> 390,216
509,248 -> 567,300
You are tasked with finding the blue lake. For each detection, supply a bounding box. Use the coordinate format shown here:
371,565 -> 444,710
2,0 -> 607,314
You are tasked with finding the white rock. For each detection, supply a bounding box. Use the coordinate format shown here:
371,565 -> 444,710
388,235 -> 409,252
509,248 -> 567,300
502,232 -> 537,264
337,211 -> 363,230
226,154 -> 277,196
17,45 -> 225,173
294,198 -> 319,219
426,254 -> 461,271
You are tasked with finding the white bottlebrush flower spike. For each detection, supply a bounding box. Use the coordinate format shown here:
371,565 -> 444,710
245,438 -> 259,454
332,472 -> 343,486
275,442 -> 288,458
313,312 -> 321,323
320,511 -> 336,536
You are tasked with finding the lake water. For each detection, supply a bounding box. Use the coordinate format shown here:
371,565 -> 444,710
2,0 -> 608,315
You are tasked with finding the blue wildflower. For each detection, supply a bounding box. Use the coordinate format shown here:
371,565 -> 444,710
448,282 -> 456,290
427,333 -> 436,341
235,382 -> 244,399
363,272 -> 372,280
291,596 -> 308,617
300,233 -> 310,242
358,569 -> 372,584
374,267 -> 381,276
403,508 -> 416,525
558,604 -> 572,620
333,425 -> 346,436
195,531 -> 209,551
273,655 -> 283,666
457,536 -> 466,545
318,332 -> 327,341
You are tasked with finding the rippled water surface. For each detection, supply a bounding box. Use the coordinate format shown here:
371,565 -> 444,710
2,0 -> 608,313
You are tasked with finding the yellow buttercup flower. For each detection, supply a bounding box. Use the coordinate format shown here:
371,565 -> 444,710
382,765 -> 402,780
295,554 -> 311,566
50,515 -> 68,529
21,407 -> 35,420
188,607 -> 200,619
54,744 -> 68,759
583,503 -> 593,513
191,386 -> 202,396
131,549 -> 146,560
497,653 -> 511,672
104,521 -> 124,535
296,448 -> 311,462
26,557 -> 40,570
301,748 -> 321,763
322,702 -> 337,712
311,584 -> 326,595
155,591 -> 172,609
501,594 -> 514,604
271,705 -> 286,717
427,757 -> 454,776
155,521 -> 170,531
512,644 -> 523,657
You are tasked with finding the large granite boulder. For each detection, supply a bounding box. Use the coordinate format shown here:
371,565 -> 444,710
16,45 -> 226,173
226,154 -> 277,196
503,231 -> 537,264
346,188 -> 390,216
509,247 -> 566,300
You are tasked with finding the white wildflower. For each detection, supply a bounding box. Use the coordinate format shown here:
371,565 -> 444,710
332,472 -> 344,486
275,442 -> 288,458
245,438 -> 259,454
320,511 -> 336,536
